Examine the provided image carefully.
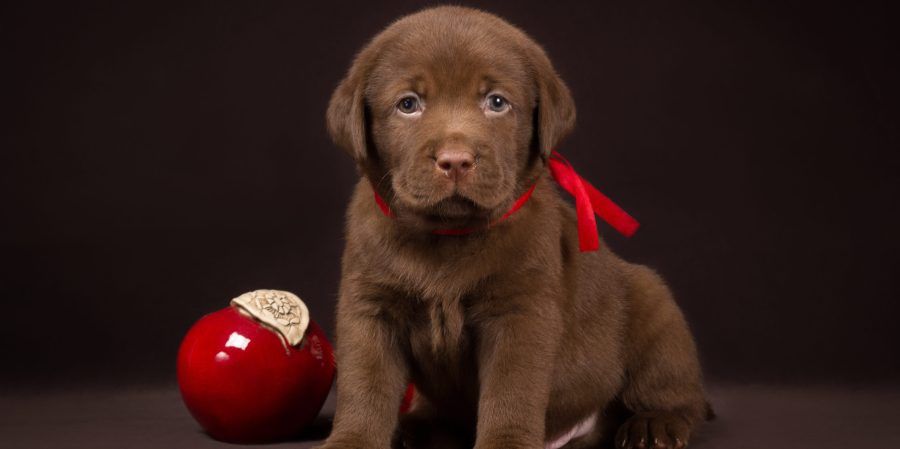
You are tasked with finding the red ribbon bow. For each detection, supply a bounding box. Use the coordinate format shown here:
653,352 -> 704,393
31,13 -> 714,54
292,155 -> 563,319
547,150 -> 639,251
372,150 -> 639,252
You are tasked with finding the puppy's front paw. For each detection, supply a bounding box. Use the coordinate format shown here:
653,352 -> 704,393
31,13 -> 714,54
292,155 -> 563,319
615,411 -> 691,449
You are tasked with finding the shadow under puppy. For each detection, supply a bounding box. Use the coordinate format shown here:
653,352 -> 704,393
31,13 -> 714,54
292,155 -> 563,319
318,6 -> 711,449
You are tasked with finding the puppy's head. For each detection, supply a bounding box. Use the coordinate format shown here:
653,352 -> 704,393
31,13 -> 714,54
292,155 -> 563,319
328,6 -> 575,230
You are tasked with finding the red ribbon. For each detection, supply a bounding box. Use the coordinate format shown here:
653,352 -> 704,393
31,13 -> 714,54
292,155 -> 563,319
547,150 -> 639,251
371,150 -> 639,252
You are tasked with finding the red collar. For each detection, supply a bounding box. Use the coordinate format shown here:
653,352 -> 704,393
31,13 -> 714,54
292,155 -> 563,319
371,150 -> 639,252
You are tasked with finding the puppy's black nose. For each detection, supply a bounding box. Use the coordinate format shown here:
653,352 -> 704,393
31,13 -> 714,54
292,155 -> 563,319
435,149 -> 475,181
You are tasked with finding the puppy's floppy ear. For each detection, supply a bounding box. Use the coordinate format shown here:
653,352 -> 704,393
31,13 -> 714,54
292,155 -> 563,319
530,47 -> 576,160
327,58 -> 370,163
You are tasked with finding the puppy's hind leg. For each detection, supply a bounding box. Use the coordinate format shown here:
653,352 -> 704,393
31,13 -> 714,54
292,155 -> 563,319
615,265 -> 711,449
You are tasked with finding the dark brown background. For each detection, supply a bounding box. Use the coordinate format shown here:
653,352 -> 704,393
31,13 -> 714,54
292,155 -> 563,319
2,0 -> 897,390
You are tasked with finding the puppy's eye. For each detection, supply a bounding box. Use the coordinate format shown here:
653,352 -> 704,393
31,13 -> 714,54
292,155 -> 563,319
397,95 -> 421,114
486,94 -> 510,113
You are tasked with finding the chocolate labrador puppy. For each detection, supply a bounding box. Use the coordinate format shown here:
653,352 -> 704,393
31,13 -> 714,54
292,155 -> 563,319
318,6 -> 710,449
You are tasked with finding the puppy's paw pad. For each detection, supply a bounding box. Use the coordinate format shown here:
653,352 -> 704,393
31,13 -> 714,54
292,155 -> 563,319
615,412 -> 690,449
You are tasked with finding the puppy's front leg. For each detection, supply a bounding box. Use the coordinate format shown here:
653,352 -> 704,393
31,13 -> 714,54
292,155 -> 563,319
474,298 -> 562,449
318,291 -> 408,449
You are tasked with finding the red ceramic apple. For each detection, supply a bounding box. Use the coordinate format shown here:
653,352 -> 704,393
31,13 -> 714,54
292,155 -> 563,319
177,290 -> 335,443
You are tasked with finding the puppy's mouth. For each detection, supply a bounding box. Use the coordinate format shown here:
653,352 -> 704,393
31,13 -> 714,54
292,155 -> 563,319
394,191 -> 494,231
424,194 -> 488,220
393,178 -> 500,215
390,163 -> 513,228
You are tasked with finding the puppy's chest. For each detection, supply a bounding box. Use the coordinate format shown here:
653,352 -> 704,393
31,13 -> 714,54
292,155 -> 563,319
402,294 -> 478,384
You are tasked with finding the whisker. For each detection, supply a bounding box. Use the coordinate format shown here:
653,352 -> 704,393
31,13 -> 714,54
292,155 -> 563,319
375,169 -> 396,201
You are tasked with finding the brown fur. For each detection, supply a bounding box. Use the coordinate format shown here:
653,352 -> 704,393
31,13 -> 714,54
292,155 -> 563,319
317,7 -> 710,449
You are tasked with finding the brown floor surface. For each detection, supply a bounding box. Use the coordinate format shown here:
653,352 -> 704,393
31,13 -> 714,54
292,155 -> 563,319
2,384 -> 899,448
